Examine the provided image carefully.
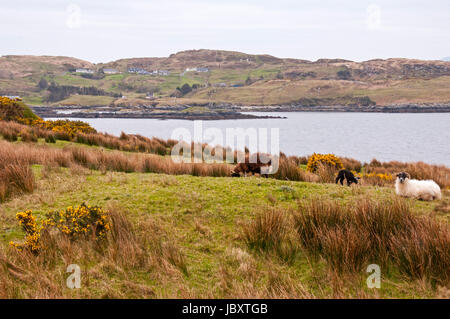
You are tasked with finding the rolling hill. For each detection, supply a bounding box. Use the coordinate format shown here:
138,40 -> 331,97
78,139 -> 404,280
1,50 -> 450,108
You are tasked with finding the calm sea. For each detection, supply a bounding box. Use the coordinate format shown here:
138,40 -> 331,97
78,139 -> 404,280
46,112 -> 450,166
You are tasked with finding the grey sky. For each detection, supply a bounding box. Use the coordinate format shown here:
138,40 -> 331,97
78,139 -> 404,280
1,0 -> 449,62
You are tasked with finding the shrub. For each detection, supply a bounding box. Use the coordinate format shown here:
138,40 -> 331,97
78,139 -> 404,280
9,211 -> 41,253
0,97 -> 40,121
10,204 -> 112,254
306,153 -> 343,173
44,203 -> 111,241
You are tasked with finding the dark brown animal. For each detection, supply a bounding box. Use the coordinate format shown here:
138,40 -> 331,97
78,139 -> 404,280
231,154 -> 272,178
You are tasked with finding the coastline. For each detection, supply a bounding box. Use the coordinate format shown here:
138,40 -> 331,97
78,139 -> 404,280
239,103 -> 450,113
31,103 -> 450,121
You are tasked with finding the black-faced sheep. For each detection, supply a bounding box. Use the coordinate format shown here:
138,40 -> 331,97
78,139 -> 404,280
395,172 -> 441,201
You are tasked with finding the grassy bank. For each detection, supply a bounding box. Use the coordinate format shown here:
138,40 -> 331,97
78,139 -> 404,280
0,163 -> 448,298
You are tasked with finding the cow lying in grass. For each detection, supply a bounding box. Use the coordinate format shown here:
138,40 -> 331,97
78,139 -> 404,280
231,155 -> 272,178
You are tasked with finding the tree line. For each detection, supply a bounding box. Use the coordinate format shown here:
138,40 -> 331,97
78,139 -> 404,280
45,82 -> 121,102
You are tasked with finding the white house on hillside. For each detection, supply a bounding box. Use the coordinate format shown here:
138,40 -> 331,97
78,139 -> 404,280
102,68 -> 119,74
75,68 -> 94,74
184,67 -> 209,73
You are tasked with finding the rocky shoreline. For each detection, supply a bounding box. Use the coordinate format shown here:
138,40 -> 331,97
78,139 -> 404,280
31,103 -> 450,121
31,106 -> 285,120
240,103 -> 450,113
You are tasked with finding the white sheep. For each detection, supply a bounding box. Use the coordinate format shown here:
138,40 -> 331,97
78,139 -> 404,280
395,172 -> 442,201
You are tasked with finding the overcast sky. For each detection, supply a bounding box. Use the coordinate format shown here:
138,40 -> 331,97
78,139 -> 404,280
1,0 -> 449,63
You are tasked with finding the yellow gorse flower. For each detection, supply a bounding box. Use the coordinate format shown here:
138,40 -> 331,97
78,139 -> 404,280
10,204 -> 111,254
9,210 -> 41,253
306,153 -> 344,173
16,118 -> 96,136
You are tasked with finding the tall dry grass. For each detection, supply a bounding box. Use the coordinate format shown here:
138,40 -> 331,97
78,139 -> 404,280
0,149 -> 35,202
0,139 -> 322,182
243,197 -> 449,285
0,139 -> 233,179
242,209 -> 298,262
340,157 -> 363,172
272,157 -> 318,182
0,120 -> 241,163
294,197 -> 450,284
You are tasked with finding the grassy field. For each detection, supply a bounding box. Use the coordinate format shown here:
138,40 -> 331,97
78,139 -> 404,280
56,95 -> 116,106
0,115 -> 448,298
1,162 -> 448,298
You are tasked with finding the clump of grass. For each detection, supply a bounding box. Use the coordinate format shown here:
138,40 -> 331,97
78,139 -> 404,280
19,129 -> 37,143
293,199 -> 345,256
317,225 -> 372,274
1,130 -> 18,142
316,162 -> 338,183
242,209 -> 298,262
272,157 -> 318,182
44,134 -> 56,143
389,218 -> 450,284
291,197 -> 450,284
0,162 -> 35,202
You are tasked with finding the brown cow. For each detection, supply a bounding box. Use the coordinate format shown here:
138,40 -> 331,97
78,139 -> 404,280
231,154 -> 272,178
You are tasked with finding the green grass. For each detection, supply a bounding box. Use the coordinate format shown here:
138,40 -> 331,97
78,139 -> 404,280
55,95 -> 115,106
22,95 -> 44,106
1,164 -> 443,298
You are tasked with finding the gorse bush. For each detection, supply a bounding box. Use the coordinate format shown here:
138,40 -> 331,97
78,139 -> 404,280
10,204 -> 112,254
306,153 -> 343,173
44,203 -> 111,241
0,97 -> 39,121
9,211 -> 41,254
17,118 -> 97,136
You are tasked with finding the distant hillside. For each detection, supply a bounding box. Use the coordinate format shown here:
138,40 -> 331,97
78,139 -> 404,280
442,57 -> 450,62
1,50 -> 450,108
